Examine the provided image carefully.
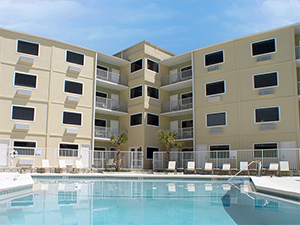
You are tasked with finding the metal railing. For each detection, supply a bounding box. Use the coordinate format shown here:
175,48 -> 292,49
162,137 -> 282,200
296,46 -> 300,60
161,69 -> 192,86
95,96 -> 127,113
172,127 -> 193,139
161,97 -> 193,113
96,69 -> 128,86
94,126 -> 126,139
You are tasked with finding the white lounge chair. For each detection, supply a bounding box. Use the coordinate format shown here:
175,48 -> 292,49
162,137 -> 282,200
59,160 -> 67,173
106,159 -> 116,169
279,161 -> 292,176
267,163 -> 279,176
239,161 -> 250,175
220,163 -> 231,175
165,161 -> 177,173
184,161 -> 195,174
42,159 -> 53,173
202,162 -> 213,175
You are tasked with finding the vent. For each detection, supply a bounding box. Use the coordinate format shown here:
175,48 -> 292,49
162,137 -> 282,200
256,55 -> 271,62
66,128 -> 79,134
209,128 -> 222,134
67,96 -> 80,102
259,124 -> 275,131
17,89 -> 32,96
68,65 -> 81,73
19,56 -> 34,64
258,89 -> 273,96
208,96 -> 221,103
207,65 -> 219,72
15,123 -> 30,130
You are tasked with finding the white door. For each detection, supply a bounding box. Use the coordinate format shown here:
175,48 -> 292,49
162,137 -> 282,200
111,94 -> 119,110
169,69 -> 177,83
130,147 -> 143,169
111,68 -> 120,84
170,121 -> 178,132
111,120 -> 119,136
0,144 -> 8,166
280,141 -> 297,170
81,147 -> 90,168
196,144 -> 207,169
170,94 -> 178,111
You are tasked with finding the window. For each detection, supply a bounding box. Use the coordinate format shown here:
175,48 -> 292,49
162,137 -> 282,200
130,113 -> 142,126
252,39 -> 276,56
97,65 -> 108,71
254,143 -> 278,158
59,143 -> 79,157
17,40 -> 39,56
66,50 -> 84,65
130,85 -> 143,99
206,80 -> 225,96
147,86 -> 159,99
210,145 -> 230,159
205,50 -> 224,66
146,147 -> 159,160
255,107 -> 279,123
182,120 -> 193,128
181,92 -> 193,106
253,72 -> 278,89
147,59 -> 159,73
95,119 -> 106,127
12,106 -> 35,121
13,141 -> 36,156
206,112 -> 226,127
14,72 -> 37,88
147,113 -> 159,127
64,80 -> 83,95
62,111 -> 82,126
181,66 -> 192,79
131,59 -> 143,73
96,92 -> 107,98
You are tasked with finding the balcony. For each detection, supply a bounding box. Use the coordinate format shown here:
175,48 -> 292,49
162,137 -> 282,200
161,69 -> 192,91
161,97 -> 193,116
296,46 -> 300,60
96,69 -> 128,91
173,127 -> 193,140
95,96 -> 127,116
94,126 -> 126,141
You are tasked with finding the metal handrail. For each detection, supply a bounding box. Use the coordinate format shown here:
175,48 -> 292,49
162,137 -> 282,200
161,69 -> 193,86
228,160 -> 262,182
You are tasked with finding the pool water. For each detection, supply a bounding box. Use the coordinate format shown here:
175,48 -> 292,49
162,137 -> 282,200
0,178 -> 299,225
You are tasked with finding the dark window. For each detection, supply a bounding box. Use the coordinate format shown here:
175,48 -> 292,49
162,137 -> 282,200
182,120 -> 193,128
147,113 -> 159,127
254,72 -> 278,89
130,85 -> 143,99
14,141 -> 36,156
205,51 -> 224,66
64,80 -> 83,95
181,66 -> 192,79
95,119 -> 106,127
96,92 -> 107,98
254,143 -> 278,158
59,143 -> 79,157
130,113 -> 142,126
210,145 -> 230,159
147,59 -> 159,73
206,81 -> 225,96
207,112 -> 226,127
14,72 -> 37,88
17,40 -> 39,56
131,59 -> 143,73
62,111 -> 82,126
255,107 -> 279,123
146,147 -> 159,160
147,86 -> 159,99
12,106 -> 35,121
66,50 -> 84,65
97,65 -> 108,71
252,39 -> 276,56
181,92 -> 193,106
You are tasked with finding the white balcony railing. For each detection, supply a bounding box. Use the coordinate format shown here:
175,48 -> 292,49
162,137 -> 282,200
161,69 -> 192,86
172,127 -> 193,140
94,126 -> 126,139
95,96 -> 127,113
96,69 -> 128,86
161,97 -> 193,113
296,46 -> 300,60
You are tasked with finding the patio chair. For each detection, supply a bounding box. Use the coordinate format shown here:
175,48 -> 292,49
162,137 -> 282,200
42,159 -> 53,173
202,162 -> 213,175
165,161 -> 177,174
266,163 -> 279,176
184,161 -> 196,174
219,163 -> 231,175
239,161 -> 250,175
279,161 -> 292,176
106,159 -> 116,169
59,160 -> 68,173
75,161 -> 90,173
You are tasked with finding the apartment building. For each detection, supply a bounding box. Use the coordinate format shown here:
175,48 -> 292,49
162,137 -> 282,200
0,23 -> 299,169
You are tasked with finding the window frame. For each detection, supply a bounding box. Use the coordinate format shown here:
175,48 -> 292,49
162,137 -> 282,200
130,112 -> 143,127
65,50 -> 85,66
130,85 -> 143,100
251,38 -> 276,57
147,85 -> 159,100
181,119 -> 193,128
97,65 -> 108,71
58,142 -> 79,158
147,58 -> 159,73
205,80 -> 226,97
64,80 -> 84,96
209,144 -> 230,159
206,111 -> 227,128
253,142 -> 278,159
95,118 -> 107,127
146,146 -> 159,160
13,72 -> 38,89
62,111 -> 82,126
11,105 -> 36,122
130,58 -> 143,74
204,50 -> 225,67
254,106 -> 280,124
13,140 -> 36,156
146,113 -> 160,127
16,39 -> 40,57
252,71 -> 278,90
180,65 -> 192,79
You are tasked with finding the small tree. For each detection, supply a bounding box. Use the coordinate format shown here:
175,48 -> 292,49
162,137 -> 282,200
157,130 -> 183,166
110,133 -> 128,171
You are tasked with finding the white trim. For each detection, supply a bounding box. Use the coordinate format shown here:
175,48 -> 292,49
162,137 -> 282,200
58,142 -> 80,158
16,39 -> 40,57
130,58 -> 143,74
251,38 -> 277,57
129,84 -> 143,100
13,71 -> 38,89
11,105 -> 36,122
65,50 -> 85,67
130,112 -> 143,127
62,110 -> 83,127
206,111 -> 227,128
147,85 -> 159,100
254,106 -> 280,124
205,80 -> 226,97
204,50 -> 225,67
252,71 -> 278,90
146,58 -> 159,73
146,112 -> 160,127
145,146 -> 159,160
64,79 -> 84,96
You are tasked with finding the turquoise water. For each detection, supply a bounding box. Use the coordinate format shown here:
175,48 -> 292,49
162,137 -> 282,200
0,177 -> 299,225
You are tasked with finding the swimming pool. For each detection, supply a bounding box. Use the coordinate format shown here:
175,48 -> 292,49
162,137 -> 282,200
0,177 -> 299,225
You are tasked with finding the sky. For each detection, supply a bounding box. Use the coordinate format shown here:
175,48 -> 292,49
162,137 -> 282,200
0,0 -> 299,55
